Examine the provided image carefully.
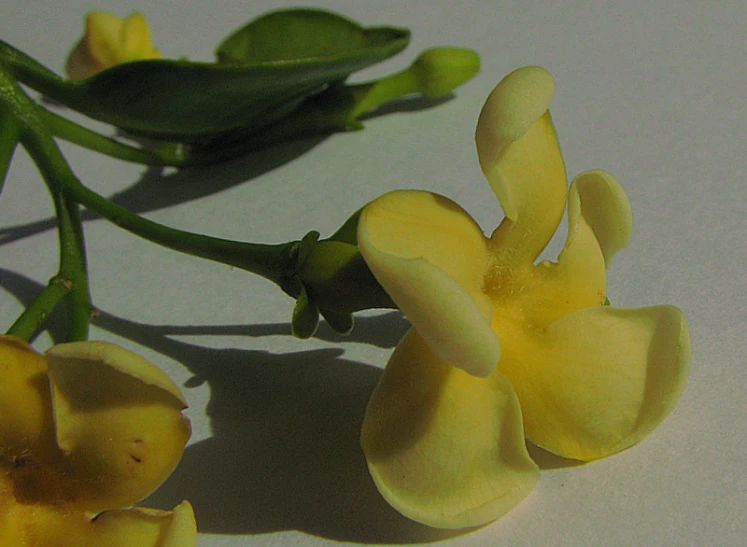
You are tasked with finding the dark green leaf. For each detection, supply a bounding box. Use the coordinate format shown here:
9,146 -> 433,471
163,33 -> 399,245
217,8 -> 406,65
4,9 -> 409,141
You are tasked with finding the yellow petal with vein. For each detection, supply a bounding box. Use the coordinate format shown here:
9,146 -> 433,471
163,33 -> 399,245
362,330 -> 539,528
499,306 -> 690,461
45,342 -> 190,513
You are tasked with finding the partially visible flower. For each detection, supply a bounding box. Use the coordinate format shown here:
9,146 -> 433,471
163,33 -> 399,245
358,66 -> 690,528
0,335 -> 196,546
66,11 -> 161,80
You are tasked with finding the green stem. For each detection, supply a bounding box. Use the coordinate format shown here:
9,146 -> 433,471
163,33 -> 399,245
6,277 -> 71,341
39,108 -> 187,166
0,100 -> 22,195
0,40 -> 72,103
60,172 -> 297,291
1,58 -> 91,340
21,128 -> 93,341
349,70 -> 419,118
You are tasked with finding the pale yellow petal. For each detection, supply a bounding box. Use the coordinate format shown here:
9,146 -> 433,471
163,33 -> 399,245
475,67 -> 567,264
497,306 -> 690,461
121,12 -> 160,61
362,330 -> 539,528
47,341 -> 187,406
0,493 -> 196,547
567,170 -> 632,268
516,169 -> 631,326
359,191 -> 499,377
85,11 -> 127,67
359,190 -> 490,294
87,501 -> 197,547
0,336 -> 57,460
45,342 -> 190,512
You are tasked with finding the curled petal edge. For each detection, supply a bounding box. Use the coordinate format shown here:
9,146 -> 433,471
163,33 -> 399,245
567,169 -> 633,269
90,500 -> 197,547
46,341 -> 187,407
359,240 -> 500,378
358,190 -> 490,295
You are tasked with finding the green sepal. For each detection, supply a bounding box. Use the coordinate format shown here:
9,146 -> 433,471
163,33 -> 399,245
292,284 -> 320,339
319,308 -> 354,335
328,209 -> 361,245
296,230 -> 321,268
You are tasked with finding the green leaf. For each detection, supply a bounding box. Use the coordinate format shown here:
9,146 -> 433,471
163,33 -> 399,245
3,9 -> 409,141
217,8 -> 405,65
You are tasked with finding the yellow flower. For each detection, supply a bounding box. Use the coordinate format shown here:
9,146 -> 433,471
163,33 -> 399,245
358,66 -> 690,528
0,335 -> 196,546
66,11 -> 161,80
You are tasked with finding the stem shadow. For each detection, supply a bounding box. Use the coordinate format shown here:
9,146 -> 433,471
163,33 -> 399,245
2,94 -> 453,247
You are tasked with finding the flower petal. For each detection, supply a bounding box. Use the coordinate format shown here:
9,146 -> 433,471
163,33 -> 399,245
497,305 -> 690,461
361,330 -> 539,528
518,169 -> 632,326
0,492 -> 196,547
88,501 -> 197,547
475,67 -> 567,264
45,342 -> 191,512
121,12 -> 160,62
0,336 -> 57,460
85,11 -> 127,67
566,170 -> 633,269
359,191 -> 500,377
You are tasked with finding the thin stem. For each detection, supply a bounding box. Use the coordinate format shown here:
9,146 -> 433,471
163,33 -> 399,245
62,176 -> 296,287
6,277 -> 71,341
39,108 -> 187,166
349,70 -> 419,118
0,100 -> 22,195
1,59 -> 91,340
21,129 -> 93,341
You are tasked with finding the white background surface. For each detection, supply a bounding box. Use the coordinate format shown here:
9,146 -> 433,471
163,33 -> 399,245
1,1 -> 745,545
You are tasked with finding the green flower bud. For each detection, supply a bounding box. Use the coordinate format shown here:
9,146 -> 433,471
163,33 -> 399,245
410,47 -> 481,98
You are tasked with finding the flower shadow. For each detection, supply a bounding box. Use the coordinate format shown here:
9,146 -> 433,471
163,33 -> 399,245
145,345 -> 461,543
92,312 -> 461,543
